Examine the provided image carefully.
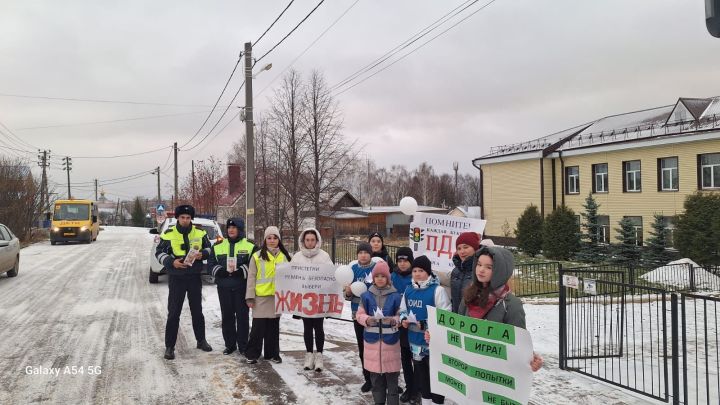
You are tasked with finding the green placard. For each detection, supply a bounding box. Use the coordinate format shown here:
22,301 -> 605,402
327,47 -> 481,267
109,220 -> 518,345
442,354 -> 516,389
436,308 -> 515,344
464,336 -> 507,360
482,391 -> 521,405
438,371 -> 467,395
447,330 -> 463,348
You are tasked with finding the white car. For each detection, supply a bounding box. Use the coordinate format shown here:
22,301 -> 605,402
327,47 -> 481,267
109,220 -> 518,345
148,217 -> 223,284
0,223 -> 20,279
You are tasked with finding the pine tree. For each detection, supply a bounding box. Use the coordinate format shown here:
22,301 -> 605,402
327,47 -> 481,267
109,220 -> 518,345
131,197 -> 145,227
576,193 -> 605,263
675,193 -> 720,268
542,205 -> 580,260
515,204 -> 544,257
610,217 -> 641,265
643,213 -> 674,268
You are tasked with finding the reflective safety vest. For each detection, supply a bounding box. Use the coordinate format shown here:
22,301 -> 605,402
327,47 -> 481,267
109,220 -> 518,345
212,238 -> 255,260
161,226 -> 207,257
252,250 -> 287,297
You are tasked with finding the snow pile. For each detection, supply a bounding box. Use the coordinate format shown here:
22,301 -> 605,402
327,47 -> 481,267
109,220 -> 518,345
641,258 -> 720,290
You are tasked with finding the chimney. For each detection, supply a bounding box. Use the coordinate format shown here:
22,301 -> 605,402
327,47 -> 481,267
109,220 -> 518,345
227,163 -> 243,195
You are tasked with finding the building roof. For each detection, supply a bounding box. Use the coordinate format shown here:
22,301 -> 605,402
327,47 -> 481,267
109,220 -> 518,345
450,206 -> 482,218
343,206 -> 447,215
474,96 -> 720,163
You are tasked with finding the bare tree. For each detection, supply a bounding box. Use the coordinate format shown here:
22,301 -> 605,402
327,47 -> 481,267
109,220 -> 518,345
0,156 -> 42,240
180,156 -> 223,217
303,70 -> 355,223
412,162 -> 435,206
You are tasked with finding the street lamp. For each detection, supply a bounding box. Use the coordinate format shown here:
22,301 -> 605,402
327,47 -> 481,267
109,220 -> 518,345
252,63 -> 273,79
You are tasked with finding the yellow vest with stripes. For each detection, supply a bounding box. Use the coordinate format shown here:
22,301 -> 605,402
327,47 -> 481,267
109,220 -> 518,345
212,238 -> 255,258
252,250 -> 287,297
160,226 -> 207,256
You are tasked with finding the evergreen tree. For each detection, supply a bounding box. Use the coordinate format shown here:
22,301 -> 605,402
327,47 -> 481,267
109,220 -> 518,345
542,205 -> 580,260
675,193 -> 720,267
610,217 -> 641,265
576,193 -> 605,263
131,197 -> 145,227
643,213 -> 674,268
515,204 -> 544,257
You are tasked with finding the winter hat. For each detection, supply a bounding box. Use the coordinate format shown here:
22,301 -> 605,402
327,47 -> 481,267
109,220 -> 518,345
357,242 -> 372,255
264,226 -> 281,240
174,204 -> 195,219
395,247 -> 414,263
372,260 -> 391,280
412,255 -> 433,275
456,232 -> 480,250
368,232 -> 384,244
226,217 -> 245,231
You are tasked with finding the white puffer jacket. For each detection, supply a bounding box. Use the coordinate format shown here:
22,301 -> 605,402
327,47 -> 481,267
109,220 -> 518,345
291,228 -> 333,265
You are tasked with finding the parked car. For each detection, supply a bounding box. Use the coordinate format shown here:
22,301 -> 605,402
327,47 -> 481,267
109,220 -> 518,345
0,223 -> 20,278
148,217 -> 223,284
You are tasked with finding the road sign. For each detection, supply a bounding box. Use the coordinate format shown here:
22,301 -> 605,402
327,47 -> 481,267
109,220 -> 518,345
156,204 -> 165,212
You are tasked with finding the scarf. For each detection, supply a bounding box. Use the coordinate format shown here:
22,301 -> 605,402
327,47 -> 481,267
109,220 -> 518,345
467,284 -> 510,320
268,247 -> 280,257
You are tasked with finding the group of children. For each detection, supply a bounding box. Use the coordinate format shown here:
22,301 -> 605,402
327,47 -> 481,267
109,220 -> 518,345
195,218 -> 543,405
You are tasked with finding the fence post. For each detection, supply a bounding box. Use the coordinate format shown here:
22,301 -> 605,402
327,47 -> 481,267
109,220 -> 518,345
671,294 -> 680,405
558,263 -> 566,370
628,263 -> 635,296
688,263 -> 696,292
331,235 -> 337,263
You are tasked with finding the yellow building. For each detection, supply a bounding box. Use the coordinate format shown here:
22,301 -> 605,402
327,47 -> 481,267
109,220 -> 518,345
473,97 -> 720,246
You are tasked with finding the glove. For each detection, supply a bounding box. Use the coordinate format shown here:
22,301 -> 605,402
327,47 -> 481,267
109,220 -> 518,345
366,318 -> 378,327
215,269 -> 230,278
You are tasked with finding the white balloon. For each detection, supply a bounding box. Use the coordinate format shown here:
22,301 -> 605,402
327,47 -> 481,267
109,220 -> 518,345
399,196 -> 418,216
334,265 -> 354,286
350,281 -> 368,297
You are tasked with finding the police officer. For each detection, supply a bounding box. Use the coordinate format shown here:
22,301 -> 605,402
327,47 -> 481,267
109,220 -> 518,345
155,204 -> 213,360
208,217 -> 257,356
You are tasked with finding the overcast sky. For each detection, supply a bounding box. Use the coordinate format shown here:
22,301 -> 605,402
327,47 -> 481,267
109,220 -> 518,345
1,0 -> 719,202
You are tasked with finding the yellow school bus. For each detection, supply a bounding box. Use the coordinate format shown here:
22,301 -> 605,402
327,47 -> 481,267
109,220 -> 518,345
50,199 -> 99,245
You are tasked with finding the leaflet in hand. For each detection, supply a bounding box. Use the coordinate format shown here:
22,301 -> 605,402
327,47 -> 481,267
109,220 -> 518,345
183,248 -> 200,266
406,311 -> 418,325
373,307 -> 385,320
226,256 -> 237,273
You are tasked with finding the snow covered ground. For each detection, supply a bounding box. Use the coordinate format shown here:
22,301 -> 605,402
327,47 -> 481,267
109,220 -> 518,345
0,226 -> 672,404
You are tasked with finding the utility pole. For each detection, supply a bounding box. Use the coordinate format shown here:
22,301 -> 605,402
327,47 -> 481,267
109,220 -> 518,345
94,179 -> 98,201
173,142 -> 178,206
62,156 -> 72,199
244,41 -> 256,240
37,149 -> 50,213
191,160 -> 196,207
151,166 -> 161,203
453,161 -> 459,205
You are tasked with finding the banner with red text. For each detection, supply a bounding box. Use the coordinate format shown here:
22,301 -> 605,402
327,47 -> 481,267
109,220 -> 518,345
274,263 -> 344,318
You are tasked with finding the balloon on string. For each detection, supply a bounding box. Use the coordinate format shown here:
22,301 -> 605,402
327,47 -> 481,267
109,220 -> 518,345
334,265 -> 354,286
399,196 -> 418,216
350,281 -> 368,297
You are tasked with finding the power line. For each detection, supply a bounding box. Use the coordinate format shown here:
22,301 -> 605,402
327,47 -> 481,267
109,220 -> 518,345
14,110 -> 213,131
68,145 -> 172,160
180,81 -> 245,152
336,0 -> 499,96
0,92 -> 221,108
254,0 -> 295,47
255,0 -> 326,64
0,118 -> 40,150
179,110 -> 241,169
331,0 -> 479,92
256,0 -> 361,98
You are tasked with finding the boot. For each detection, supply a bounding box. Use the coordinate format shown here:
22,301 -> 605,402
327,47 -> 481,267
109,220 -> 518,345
303,352 -> 314,370
361,380 -> 373,393
164,347 -> 175,360
314,352 -> 323,372
197,340 -> 213,352
223,347 -> 236,355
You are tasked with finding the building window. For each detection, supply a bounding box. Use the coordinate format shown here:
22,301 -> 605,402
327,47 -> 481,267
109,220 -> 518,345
699,153 -> 720,189
565,166 -> 579,194
662,216 -> 675,249
625,216 -> 643,246
658,157 -> 679,191
597,215 -> 610,244
623,160 -> 641,192
592,163 -> 608,193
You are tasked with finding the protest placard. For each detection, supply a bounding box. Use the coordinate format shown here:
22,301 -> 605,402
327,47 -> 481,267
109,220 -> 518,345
428,307 -> 534,405
274,263 -> 344,318
409,213 -> 487,275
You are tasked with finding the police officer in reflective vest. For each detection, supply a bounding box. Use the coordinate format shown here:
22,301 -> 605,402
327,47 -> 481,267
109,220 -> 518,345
208,217 -> 257,356
155,204 -> 213,360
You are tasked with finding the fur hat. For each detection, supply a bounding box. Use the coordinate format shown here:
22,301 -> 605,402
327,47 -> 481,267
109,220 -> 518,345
174,204 -> 195,219
226,217 -> 245,230
412,255 -> 433,275
357,242 -> 372,255
395,247 -> 414,263
456,232 -> 480,250
264,226 -> 281,240
372,260 -> 391,281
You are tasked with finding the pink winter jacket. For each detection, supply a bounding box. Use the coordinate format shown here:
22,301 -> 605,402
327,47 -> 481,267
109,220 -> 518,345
356,285 -> 402,374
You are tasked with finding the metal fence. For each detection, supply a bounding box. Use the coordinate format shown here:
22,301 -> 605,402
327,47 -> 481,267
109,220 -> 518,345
322,238 -> 401,265
679,293 -> 720,404
513,262 -> 561,297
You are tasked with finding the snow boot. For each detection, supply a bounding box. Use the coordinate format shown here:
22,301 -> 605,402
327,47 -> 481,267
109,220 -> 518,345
303,352 -> 314,370
361,380 -> 373,393
164,347 -> 175,360
314,352 -> 323,372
